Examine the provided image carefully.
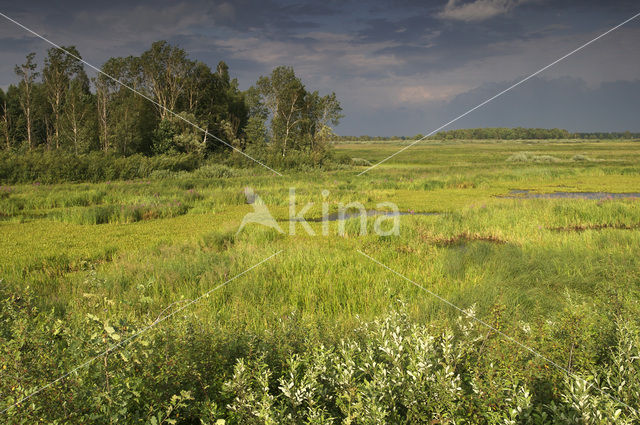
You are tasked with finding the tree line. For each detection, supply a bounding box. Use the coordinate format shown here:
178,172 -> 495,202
431,127 -> 572,140
432,127 -> 640,140
0,41 -> 342,163
329,128 -> 640,142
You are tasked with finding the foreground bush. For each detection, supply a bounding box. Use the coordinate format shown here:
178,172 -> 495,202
223,311 -> 639,424
1,284 -> 639,424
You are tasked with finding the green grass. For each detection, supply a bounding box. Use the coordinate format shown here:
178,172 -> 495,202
2,139 -> 640,422
2,139 -> 640,340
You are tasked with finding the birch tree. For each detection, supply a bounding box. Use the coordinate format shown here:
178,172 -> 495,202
140,41 -> 192,120
301,91 -> 343,150
63,79 -> 91,153
15,53 -> 38,150
0,89 -> 9,149
256,66 -> 306,157
43,46 -> 84,150
93,72 -> 113,152
253,66 -> 341,158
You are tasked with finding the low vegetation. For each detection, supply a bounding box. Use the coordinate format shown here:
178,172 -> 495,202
505,152 -> 601,164
506,152 -> 561,163
1,139 -> 640,423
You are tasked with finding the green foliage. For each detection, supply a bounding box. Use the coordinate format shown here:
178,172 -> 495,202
0,151 -> 203,183
152,119 -> 177,154
2,288 -> 639,423
193,164 -> 239,179
52,201 -> 191,225
4,43 -> 343,169
350,157 -> 372,167
436,127 -> 573,140
152,113 -> 207,155
244,116 -> 268,145
252,66 -> 341,162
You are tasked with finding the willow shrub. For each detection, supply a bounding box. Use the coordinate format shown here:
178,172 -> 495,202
2,284 -> 639,424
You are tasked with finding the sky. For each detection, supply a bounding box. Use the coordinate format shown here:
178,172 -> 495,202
0,0 -> 638,136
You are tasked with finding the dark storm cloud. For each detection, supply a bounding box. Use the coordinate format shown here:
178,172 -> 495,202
1,0 -> 339,37
0,0 -> 638,134
337,76 -> 640,135
0,36 -> 42,53
439,76 -> 640,131
353,14 -> 530,76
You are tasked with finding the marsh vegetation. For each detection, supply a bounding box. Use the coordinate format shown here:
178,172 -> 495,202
1,139 -> 640,423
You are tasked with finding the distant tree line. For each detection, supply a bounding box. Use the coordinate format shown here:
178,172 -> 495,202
432,128 -> 640,140
0,42 -> 342,166
572,131 -> 640,140
431,127 -> 572,140
327,135 -> 406,142
330,128 -> 640,142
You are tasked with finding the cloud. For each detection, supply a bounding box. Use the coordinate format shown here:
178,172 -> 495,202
336,76 -> 640,136
436,76 -> 640,132
437,0 -> 524,22
210,31 -> 403,80
1,0 -> 638,134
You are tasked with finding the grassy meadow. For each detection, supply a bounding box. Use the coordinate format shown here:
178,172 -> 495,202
2,139 -> 640,423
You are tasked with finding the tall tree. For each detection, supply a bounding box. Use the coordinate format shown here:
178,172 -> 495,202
140,41 -> 192,120
253,66 -> 340,158
94,74 -> 111,152
302,91 -> 343,150
104,56 -> 137,154
15,53 -> 38,150
222,77 -> 248,146
243,86 -> 269,145
256,66 -> 306,157
0,88 -> 9,149
97,56 -> 156,155
179,60 -> 248,151
42,46 -> 85,150
93,56 -> 135,153
183,61 -> 210,113
63,78 -> 92,154
5,40 -> 274,157
4,85 -> 23,146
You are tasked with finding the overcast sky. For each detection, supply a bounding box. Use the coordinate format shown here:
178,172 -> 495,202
0,0 -> 638,135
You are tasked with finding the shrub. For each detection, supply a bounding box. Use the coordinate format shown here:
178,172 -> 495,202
350,157 -> 372,166
222,308 -> 640,423
2,291 -> 639,423
193,164 -> 239,179
0,151 -> 204,184
572,154 -> 593,162
149,169 -> 180,180
333,152 -> 352,165
506,152 -> 561,163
